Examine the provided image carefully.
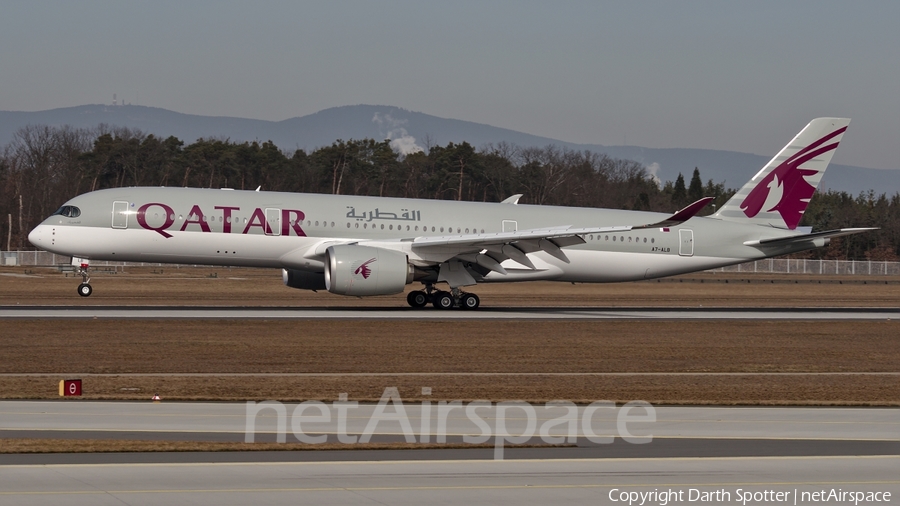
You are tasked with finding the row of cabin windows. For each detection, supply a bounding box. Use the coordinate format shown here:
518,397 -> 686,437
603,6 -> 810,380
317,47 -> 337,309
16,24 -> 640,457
588,234 -> 655,244
143,212 -> 656,242
146,211 -> 486,234
347,222 -> 484,234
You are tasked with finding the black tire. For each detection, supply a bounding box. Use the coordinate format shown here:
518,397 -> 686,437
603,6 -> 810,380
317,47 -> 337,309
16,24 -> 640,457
432,291 -> 454,309
460,293 -> 480,310
77,283 -> 93,297
407,290 -> 429,308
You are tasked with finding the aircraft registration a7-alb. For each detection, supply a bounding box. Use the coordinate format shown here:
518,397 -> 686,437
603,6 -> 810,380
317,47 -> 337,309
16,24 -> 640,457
29,118 -> 873,309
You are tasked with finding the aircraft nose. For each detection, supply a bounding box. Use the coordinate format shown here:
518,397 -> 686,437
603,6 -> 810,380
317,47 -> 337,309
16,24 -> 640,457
28,225 -> 44,248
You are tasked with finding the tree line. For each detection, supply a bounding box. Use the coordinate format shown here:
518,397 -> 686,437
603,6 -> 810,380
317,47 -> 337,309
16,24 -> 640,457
1,124 -> 897,260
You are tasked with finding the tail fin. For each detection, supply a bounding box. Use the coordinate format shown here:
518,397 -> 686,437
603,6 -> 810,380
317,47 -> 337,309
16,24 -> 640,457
713,118 -> 850,230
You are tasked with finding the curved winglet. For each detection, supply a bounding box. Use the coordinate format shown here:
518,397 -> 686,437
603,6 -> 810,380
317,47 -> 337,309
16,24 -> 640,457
635,197 -> 714,229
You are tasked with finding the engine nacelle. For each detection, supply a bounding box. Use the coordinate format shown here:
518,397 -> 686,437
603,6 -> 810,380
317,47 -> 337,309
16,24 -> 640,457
282,268 -> 327,291
325,245 -> 412,296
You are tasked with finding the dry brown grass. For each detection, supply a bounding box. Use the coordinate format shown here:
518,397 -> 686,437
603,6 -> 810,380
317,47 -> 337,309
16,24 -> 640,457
1,319 -> 898,405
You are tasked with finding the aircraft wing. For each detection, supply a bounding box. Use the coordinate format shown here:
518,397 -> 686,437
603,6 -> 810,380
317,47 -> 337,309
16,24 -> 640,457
406,197 -> 714,271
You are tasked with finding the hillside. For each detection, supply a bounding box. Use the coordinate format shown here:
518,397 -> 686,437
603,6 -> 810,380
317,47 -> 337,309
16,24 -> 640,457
1,104 -> 895,194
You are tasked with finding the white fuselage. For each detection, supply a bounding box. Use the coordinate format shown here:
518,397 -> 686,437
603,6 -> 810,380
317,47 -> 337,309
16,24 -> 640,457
28,187 -> 802,285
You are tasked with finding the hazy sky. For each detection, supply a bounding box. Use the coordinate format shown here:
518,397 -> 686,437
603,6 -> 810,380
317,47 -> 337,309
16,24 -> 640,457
1,1 -> 898,170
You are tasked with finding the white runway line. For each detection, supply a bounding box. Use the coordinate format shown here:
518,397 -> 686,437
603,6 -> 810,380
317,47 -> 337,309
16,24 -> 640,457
2,372 -> 899,377
1,306 -> 899,320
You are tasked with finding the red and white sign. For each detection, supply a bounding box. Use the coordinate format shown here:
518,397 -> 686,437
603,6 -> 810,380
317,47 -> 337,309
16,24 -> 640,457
59,379 -> 82,396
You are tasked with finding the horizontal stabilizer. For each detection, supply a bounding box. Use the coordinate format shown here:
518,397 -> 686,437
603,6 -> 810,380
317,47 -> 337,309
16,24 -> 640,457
743,228 -> 877,247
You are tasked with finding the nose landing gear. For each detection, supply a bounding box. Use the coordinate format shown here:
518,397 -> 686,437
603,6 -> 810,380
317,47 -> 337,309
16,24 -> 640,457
76,262 -> 92,297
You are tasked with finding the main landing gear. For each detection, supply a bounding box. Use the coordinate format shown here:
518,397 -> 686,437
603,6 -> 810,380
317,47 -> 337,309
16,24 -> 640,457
76,262 -> 92,297
406,284 -> 480,310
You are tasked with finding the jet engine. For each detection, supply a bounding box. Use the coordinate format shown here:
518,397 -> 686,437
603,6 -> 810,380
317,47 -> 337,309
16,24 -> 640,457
282,268 -> 327,291
325,245 -> 413,296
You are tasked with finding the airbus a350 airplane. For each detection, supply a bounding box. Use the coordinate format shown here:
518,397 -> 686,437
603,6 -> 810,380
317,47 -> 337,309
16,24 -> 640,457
28,118 -> 873,309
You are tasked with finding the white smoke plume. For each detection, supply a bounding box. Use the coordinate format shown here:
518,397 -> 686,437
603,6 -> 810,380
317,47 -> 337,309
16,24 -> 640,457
646,162 -> 662,189
372,112 -> 424,156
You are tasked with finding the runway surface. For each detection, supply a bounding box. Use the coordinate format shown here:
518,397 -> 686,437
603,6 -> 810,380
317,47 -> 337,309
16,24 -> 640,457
2,305 -> 899,319
2,401 -> 898,462
4,402 -> 898,504
2,456 -> 898,506
5,401 -> 899,439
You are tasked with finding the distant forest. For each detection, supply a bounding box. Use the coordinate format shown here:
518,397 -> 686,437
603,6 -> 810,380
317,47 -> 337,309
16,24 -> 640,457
2,124 -> 898,261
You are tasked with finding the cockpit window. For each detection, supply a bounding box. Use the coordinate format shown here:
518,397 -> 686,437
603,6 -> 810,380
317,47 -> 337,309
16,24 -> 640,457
51,205 -> 81,218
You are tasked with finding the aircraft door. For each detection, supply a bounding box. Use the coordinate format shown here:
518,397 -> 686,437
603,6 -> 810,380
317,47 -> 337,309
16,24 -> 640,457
112,201 -> 129,229
679,229 -> 694,256
502,220 -> 517,233
265,208 -> 281,236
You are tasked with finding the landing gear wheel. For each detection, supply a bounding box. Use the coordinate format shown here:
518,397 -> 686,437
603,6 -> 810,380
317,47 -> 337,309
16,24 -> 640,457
77,283 -> 93,297
459,293 -> 480,310
432,291 -> 455,309
407,290 -> 429,308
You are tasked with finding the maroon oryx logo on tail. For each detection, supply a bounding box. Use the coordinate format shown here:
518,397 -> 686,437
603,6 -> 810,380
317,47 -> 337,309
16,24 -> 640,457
354,258 -> 377,279
740,126 -> 846,230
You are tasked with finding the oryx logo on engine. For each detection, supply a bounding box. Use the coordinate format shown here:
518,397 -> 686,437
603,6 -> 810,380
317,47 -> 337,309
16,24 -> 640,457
353,258 -> 376,279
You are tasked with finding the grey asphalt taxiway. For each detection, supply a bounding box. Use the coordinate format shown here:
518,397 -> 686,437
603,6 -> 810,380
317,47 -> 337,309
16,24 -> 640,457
2,402 -> 899,505
2,401 -> 898,461
2,305 -> 899,319
2,456 -> 898,506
